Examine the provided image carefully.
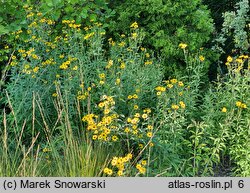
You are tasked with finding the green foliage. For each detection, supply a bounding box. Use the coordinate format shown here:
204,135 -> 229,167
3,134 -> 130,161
0,0 -> 250,177
109,0 -> 214,75
213,0 -> 250,54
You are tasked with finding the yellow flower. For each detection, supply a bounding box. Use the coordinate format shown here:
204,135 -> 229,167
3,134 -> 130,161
130,22 -> 138,29
144,60 -> 153,65
155,86 -> 166,92
134,113 -> 140,118
178,81 -> 184,87
141,160 -> 147,166
106,60 -> 113,69
117,170 -> 123,176
103,168 -> 110,174
133,94 -> 138,99
124,127 -> 130,133
120,62 -> 126,69
72,65 -> 78,71
149,142 -> 154,147
99,73 -> 105,79
134,105 -> 139,110
147,125 -> 153,130
171,104 -> 179,110
99,80 -> 105,85
236,101 -> 242,107
139,144 -> 144,149
199,55 -> 205,62
59,54 -> 65,59
112,135 -> 118,142
131,32 -> 137,39
92,135 -> 97,140
179,101 -> 186,109
136,164 -> 142,170
147,132 -> 153,138
127,153 -> 133,159
170,79 -> 177,84
167,84 -> 173,88
241,103 -> 247,109
142,114 -> 148,119
227,56 -> 233,63
221,107 -> 227,113
98,102 -> 105,108
116,78 -> 121,85
52,93 -> 57,97
104,109 -> 110,115
33,67 -> 39,73
84,32 -> 95,40
156,91 -> 161,96
179,43 -> 187,49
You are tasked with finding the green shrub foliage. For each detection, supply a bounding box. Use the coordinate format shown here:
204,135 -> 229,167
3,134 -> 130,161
109,0 -> 214,74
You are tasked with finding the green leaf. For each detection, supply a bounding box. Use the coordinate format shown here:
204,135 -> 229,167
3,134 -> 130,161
80,7 -> 88,19
45,0 -> 53,7
89,14 -> 97,21
0,25 -> 9,35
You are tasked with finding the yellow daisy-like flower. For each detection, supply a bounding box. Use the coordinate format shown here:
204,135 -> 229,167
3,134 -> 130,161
199,55 -> 205,62
236,101 -> 242,107
138,144 -> 144,149
141,160 -> 147,166
117,170 -> 123,176
112,135 -> 118,142
179,43 -> 187,49
124,127 -> 130,133
227,56 -> 233,63
134,105 -> 139,110
156,91 -> 161,96
221,107 -> 227,113
178,81 -> 184,87
99,73 -> 105,79
147,132 -> 153,138
142,114 -> 148,119
98,102 -> 105,108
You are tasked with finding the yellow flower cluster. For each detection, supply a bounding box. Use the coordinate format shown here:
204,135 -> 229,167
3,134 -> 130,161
84,32 -> 95,40
130,22 -> 139,29
82,96 -> 120,141
136,163 -> 146,174
106,59 -> 113,69
59,60 -> 71,70
77,91 -> 88,100
108,153 -> 133,176
42,58 -> 56,66
225,55 -> 248,67
126,108 -> 151,137
127,94 -> 138,100
155,86 -> 166,96
62,20 -> 81,29
59,57 -> 77,70
236,101 -> 247,109
156,79 -> 185,96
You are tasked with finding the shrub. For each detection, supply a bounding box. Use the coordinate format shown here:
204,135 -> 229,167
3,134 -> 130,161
109,0 -> 214,75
